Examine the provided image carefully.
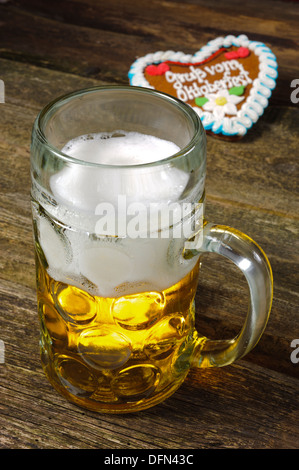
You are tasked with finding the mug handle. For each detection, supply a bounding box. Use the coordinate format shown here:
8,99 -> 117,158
190,222 -> 273,368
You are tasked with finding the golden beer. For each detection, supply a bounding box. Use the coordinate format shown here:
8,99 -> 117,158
36,252 -> 201,413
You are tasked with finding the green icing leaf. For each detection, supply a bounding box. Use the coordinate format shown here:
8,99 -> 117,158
195,97 -> 209,107
229,86 -> 245,96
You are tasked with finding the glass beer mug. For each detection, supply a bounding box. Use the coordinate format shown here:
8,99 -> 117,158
31,86 -> 273,413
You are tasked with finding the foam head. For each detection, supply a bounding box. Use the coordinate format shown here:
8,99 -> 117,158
50,131 -> 188,211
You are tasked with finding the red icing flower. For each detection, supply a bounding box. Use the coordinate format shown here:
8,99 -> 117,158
225,47 -> 250,60
224,51 -> 239,60
238,47 -> 250,58
146,62 -> 170,76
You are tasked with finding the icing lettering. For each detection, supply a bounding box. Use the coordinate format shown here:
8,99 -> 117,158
189,66 -> 207,83
203,59 -> 241,76
165,61 -> 252,102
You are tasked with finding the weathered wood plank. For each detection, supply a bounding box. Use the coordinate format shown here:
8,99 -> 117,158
0,0 -> 298,449
0,1 -> 297,107
6,0 -> 299,43
0,57 -> 107,112
205,106 -> 299,215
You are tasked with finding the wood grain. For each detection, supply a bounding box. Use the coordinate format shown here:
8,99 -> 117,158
0,0 -> 297,105
0,0 -> 298,450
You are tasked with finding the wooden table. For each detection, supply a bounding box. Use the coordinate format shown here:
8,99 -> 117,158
0,0 -> 298,450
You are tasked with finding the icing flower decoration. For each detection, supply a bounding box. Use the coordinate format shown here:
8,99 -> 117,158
225,47 -> 250,60
146,62 -> 170,76
195,89 -> 244,118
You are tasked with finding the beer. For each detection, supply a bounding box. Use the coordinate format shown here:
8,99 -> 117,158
36,252 -> 200,413
32,130 -> 203,412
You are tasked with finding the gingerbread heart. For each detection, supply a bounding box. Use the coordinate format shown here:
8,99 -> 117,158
128,35 -> 278,139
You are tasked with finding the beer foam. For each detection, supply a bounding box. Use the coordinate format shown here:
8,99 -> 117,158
51,131 -> 188,211
39,131 -> 198,297
62,131 -> 180,165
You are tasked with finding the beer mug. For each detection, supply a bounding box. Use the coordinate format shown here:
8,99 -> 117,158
31,86 -> 273,413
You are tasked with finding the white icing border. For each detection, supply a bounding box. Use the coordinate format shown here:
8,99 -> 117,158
128,35 -> 278,137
